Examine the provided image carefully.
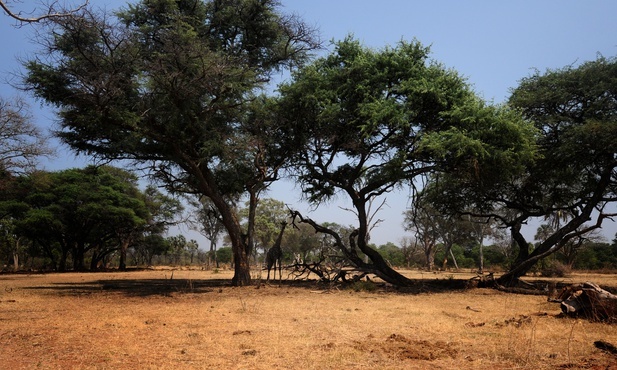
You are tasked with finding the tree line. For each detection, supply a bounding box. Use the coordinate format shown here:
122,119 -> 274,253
1,0 -> 615,287
0,165 -> 192,271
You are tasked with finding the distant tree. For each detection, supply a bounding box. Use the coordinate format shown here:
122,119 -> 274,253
130,234 -> 170,266
0,218 -> 22,270
10,166 -> 160,271
534,224 -> 555,243
399,236 -> 423,268
190,196 -> 225,268
377,242 -> 405,267
0,97 -> 52,176
186,239 -> 199,264
238,198 -> 288,259
557,228 -> 604,268
284,222 -> 322,262
216,246 -> 233,265
489,227 -> 516,265
167,235 -> 188,265
404,202 -> 441,271
574,239 -> 617,270
280,37 -> 534,285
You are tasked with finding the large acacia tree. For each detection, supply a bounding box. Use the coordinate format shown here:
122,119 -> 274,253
499,57 -> 617,284
427,56 -> 617,286
24,0 -> 319,285
277,38 -> 537,286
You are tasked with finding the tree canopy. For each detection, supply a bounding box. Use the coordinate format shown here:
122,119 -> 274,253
1,165 -> 180,271
277,37 -> 536,286
424,56 -> 617,286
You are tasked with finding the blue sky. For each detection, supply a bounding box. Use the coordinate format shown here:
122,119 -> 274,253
1,0 -> 616,246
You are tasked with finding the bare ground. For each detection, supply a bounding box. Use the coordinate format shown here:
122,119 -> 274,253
1,268 -> 616,369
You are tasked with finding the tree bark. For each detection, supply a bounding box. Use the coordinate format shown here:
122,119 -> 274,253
194,165 -> 251,286
12,239 -> 19,271
119,239 -> 130,271
425,245 -> 436,272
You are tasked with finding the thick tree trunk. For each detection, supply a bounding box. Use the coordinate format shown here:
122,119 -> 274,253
352,200 -> 415,287
425,246 -> 436,272
231,241 -> 251,286
441,244 -> 450,271
12,248 -> 19,271
226,228 -> 251,286
58,245 -> 68,272
195,166 -> 251,286
210,240 -> 218,268
73,244 -> 86,271
119,239 -> 130,271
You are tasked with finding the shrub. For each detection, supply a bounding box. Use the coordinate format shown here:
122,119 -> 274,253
540,260 -> 571,277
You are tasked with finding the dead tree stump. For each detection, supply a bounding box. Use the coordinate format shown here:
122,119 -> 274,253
554,282 -> 617,322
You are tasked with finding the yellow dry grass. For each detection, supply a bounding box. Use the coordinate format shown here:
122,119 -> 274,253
1,269 -> 616,369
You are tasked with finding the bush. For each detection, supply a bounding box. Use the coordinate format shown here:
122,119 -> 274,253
350,280 -> 378,292
539,260 -> 571,277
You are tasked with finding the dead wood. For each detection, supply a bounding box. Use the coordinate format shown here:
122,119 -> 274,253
594,340 -> 617,356
553,282 -> 617,322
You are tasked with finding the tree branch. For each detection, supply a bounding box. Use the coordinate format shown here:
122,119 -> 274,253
1,0 -> 89,23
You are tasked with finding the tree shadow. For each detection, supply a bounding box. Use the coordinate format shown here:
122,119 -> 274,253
21,276 -> 473,297
24,278 -> 232,297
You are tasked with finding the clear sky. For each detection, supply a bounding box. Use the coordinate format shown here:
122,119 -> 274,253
1,0 -> 616,246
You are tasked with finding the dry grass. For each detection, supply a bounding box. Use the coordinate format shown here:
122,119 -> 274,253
1,268 -> 616,369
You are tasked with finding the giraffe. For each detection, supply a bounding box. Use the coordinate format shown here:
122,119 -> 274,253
265,221 -> 287,283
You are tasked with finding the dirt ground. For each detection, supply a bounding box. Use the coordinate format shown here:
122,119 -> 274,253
1,268 -> 616,369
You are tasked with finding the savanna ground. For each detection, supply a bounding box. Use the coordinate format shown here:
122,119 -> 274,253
1,268 -> 616,369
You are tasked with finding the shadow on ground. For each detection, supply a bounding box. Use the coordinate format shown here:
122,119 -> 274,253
19,273 -> 477,297
23,278 -> 233,297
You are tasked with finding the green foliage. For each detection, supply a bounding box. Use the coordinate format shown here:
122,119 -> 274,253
350,280 -> 378,292
377,242 -> 405,267
216,246 -> 233,264
131,234 -> 170,266
418,55 -> 617,285
238,197 -> 288,252
573,242 -> 617,270
0,166 -> 179,271
276,36 -> 532,285
434,243 -> 475,269
283,222 -> 323,261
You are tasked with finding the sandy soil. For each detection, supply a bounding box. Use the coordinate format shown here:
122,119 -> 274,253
1,268 -> 616,369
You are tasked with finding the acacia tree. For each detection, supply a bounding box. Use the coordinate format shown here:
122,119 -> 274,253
9,166 -> 154,271
278,37 -> 536,286
23,0 -> 319,285
427,56 -> 617,286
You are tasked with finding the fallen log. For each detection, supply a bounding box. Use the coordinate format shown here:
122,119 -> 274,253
554,282 -> 617,322
594,340 -> 617,356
